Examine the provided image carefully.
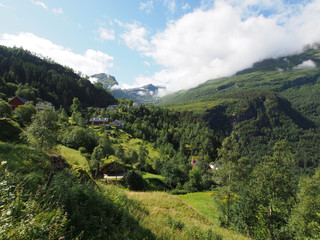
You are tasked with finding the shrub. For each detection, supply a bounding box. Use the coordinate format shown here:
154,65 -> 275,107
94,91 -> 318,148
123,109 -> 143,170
0,118 -> 21,141
125,170 -> 146,191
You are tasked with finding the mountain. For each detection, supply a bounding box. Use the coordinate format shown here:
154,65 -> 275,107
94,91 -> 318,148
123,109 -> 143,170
112,84 -> 165,104
159,44 -> 320,170
160,44 -> 320,120
0,46 -> 117,109
91,72 -> 165,104
90,73 -> 118,89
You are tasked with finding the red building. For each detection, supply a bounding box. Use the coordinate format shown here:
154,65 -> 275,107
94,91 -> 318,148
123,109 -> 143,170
8,96 -> 28,110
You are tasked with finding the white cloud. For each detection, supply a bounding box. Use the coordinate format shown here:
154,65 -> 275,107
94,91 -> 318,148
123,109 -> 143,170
30,0 -> 47,9
137,91 -> 146,96
52,8 -> 63,15
132,0 -> 320,94
163,0 -> 176,14
140,1 -> 153,14
294,60 -> 317,69
96,27 -> 115,41
144,61 -> 151,66
0,3 -> 13,9
0,32 -> 114,76
182,3 -> 190,11
117,21 -> 151,53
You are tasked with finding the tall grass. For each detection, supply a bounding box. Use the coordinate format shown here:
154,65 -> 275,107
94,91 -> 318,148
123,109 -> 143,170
127,191 -> 248,240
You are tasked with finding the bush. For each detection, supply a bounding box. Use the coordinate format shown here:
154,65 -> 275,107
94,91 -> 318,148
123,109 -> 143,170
125,170 -> 146,191
61,126 -> 98,153
0,99 -> 12,117
0,118 -> 21,141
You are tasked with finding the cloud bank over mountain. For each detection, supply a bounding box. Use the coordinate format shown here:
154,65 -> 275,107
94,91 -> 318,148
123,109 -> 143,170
135,0 -> 320,94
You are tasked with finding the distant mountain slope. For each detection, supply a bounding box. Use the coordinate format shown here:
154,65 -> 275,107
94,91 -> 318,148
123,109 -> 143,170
112,84 -> 165,104
91,73 -> 118,89
0,46 -> 117,109
160,44 -> 320,121
91,72 -> 165,104
159,44 -> 320,169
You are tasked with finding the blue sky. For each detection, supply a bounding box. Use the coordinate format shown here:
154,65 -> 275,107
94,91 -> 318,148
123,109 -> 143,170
0,0 -> 320,94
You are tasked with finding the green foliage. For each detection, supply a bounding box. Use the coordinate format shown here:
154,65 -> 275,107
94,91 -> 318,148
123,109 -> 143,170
58,107 -> 68,124
212,133 -> 247,227
61,126 -> 98,153
125,170 -> 146,191
0,99 -> 12,117
22,108 -> 59,151
167,215 -> 185,231
15,83 -> 38,102
0,167 -> 67,240
289,168 -> 320,239
0,118 -> 21,142
184,167 -> 204,192
0,45 -> 116,108
70,97 -> 81,113
14,103 -> 36,126
235,140 -> 298,239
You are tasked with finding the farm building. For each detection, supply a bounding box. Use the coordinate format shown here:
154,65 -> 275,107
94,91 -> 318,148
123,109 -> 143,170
8,96 -> 28,110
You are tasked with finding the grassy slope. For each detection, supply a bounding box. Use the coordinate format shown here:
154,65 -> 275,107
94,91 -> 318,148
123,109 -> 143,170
178,191 -> 219,225
58,145 -> 91,172
127,191 -> 248,240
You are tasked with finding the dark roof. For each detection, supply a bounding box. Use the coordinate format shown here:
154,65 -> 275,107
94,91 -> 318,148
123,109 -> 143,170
9,96 -> 28,103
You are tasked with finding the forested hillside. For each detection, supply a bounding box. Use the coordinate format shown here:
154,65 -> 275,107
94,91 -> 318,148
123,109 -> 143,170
0,46 -> 116,109
1,45 -> 320,239
160,44 -> 320,172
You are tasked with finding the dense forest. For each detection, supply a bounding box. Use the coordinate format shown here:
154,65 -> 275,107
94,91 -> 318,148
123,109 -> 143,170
0,45 -> 116,109
1,46 -> 320,239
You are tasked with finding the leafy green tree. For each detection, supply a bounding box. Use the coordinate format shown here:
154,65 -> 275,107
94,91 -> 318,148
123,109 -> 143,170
162,162 -> 188,189
0,99 -> 12,117
62,127 -> 98,153
99,136 -> 114,156
71,111 -> 85,126
125,148 -> 138,166
184,167 -> 203,192
22,107 -> 59,151
125,170 -> 145,191
138,145 -> 148,170
70,97 -> 81,113
212,133 -> 242,227
14,104 -> 36,126
114,145 -> 125,163
249,140 -> 298,239
289,168 -> 320,239
91,145 -> 105,177
58,107 -> 69,124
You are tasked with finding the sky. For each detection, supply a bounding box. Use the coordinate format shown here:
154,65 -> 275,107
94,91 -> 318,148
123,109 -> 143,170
0,0 -> 320,95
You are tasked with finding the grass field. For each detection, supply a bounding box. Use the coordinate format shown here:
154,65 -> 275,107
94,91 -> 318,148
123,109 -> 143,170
178,191 -> 219,224
127,191 -> 248,240
58,145 -> 90,172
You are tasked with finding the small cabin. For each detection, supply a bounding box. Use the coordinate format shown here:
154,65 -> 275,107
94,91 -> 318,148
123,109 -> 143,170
8,96 -> 28,110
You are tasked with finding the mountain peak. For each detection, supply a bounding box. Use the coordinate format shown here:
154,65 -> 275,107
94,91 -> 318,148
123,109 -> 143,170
91,73 -> 118,89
